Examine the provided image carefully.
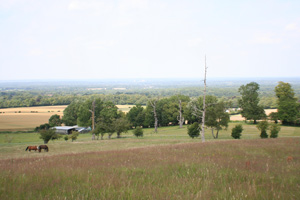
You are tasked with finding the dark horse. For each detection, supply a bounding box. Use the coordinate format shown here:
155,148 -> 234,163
38,145 -> 49,152
25,146 -> 38,152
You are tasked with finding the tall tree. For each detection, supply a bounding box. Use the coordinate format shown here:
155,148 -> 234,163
149,98 -> 159,133
206,101 -> 230,139
127,104 -> 145,128
238,82 -> 266,124
48,114 -> 62,127
201,56 -> 207,142
62,101 -> 80,126
275,81 -> 299,125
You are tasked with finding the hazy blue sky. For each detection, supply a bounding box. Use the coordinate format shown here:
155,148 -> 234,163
0,0 -> 299,80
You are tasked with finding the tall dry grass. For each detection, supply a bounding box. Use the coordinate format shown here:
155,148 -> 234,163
0,138 -> 299,199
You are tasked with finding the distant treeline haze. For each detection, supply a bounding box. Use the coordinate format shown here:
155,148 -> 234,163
1,85 -> 298,109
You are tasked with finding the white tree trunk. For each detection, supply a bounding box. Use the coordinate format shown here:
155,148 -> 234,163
200,56 -> 207,142
177,99 -> 184,128
150,99 -> 158,133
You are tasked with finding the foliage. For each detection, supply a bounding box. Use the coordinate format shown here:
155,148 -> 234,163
231,124 -> 243,139
206,101 -> 230,138
256,121 -> 269,138
275,81 -> 300,125
133,127 -> 143,137
48,114 -> 62,127
187,122 -> 200,138
69,131 -> 79,142
62,101 -> 80,126
34,123 -> 51,132
269,123 -> 281,138
39,129 -> 61,144
126,104 -> 145,128
268,112 -> 279,124
64,135 -> 69,141
113,117 -> 131,138
238,82 -> 266,123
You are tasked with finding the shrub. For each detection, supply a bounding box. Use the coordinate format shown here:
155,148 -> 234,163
231,124 -> 243,139
64,135 -> 69,141
69,131 -> 79,142
39,129 -> 61,144
269,123 -> 281,138
257,121 -> 269,138
133,127 -> 143,137
187,122 -> 200,138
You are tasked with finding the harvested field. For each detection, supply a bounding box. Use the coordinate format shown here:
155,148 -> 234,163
0,105 -> 134,131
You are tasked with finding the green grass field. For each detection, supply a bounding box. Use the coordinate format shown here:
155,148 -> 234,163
0,124 -> 299,199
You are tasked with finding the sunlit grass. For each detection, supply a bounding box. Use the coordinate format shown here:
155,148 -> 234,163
0,138 -> 299,199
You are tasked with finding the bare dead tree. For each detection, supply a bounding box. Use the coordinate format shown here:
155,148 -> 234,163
149,98 -> 158,133
89,100 -> 96,140
177,98 -> 184,128
200,56 -> 208,142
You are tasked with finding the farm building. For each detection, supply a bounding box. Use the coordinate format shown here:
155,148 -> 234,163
53,126 -> 76,135
53,126 -> 91,135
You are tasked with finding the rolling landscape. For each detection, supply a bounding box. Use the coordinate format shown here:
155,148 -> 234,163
1,0 -> 300,199
1,78 -> 300,199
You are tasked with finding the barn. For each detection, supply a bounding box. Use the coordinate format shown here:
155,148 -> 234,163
53,126 -> 76,135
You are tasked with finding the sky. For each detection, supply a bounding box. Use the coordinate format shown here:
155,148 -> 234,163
0,0 -> 300,81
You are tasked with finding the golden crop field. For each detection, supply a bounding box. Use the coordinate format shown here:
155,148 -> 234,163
0,105 -> 135,131
0,106 -> 68,131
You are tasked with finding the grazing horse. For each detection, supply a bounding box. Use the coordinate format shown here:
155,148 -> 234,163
25,146 -> 39,152
38,145 -> 49,152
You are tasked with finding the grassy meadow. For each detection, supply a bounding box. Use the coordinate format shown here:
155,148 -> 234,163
0,105 -> 299,199
0,136 -> 299,199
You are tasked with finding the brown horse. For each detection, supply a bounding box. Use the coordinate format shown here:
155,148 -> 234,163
38,145 -> 49,152
25,146 -> 39,152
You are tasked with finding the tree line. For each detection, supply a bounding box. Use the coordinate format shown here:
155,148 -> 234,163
1,83 -> 297,109
36,81 -> 300,143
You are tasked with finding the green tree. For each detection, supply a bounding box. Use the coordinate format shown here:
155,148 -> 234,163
275,82 -> 300,125
133,127 -> 143,137
94,101 -> 119,139
39,129 -> 61,144
62,101 -> 80,126
238,82 -> 266,124
49,114 -> 62,127
113,117 -> 131,138
231,124 -> 243,139
35,123 -> 50,132
206,101 -> 230,139
187,122 -> 200,138
256,121 -> 269,138
269,123 -> 281,138
127,104 -> 145,128
269,112 -> 279,124
69,131 -> 79,142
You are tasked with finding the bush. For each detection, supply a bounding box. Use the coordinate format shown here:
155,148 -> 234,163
133,127 -> 143,137
39,129 -> 61,144
269,123 -> 281,138
187,122 -> 200,138
69,131 -> 79,142
64,135 -> 69,141
257,121 -> 269,138
231,124 -> 243,139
